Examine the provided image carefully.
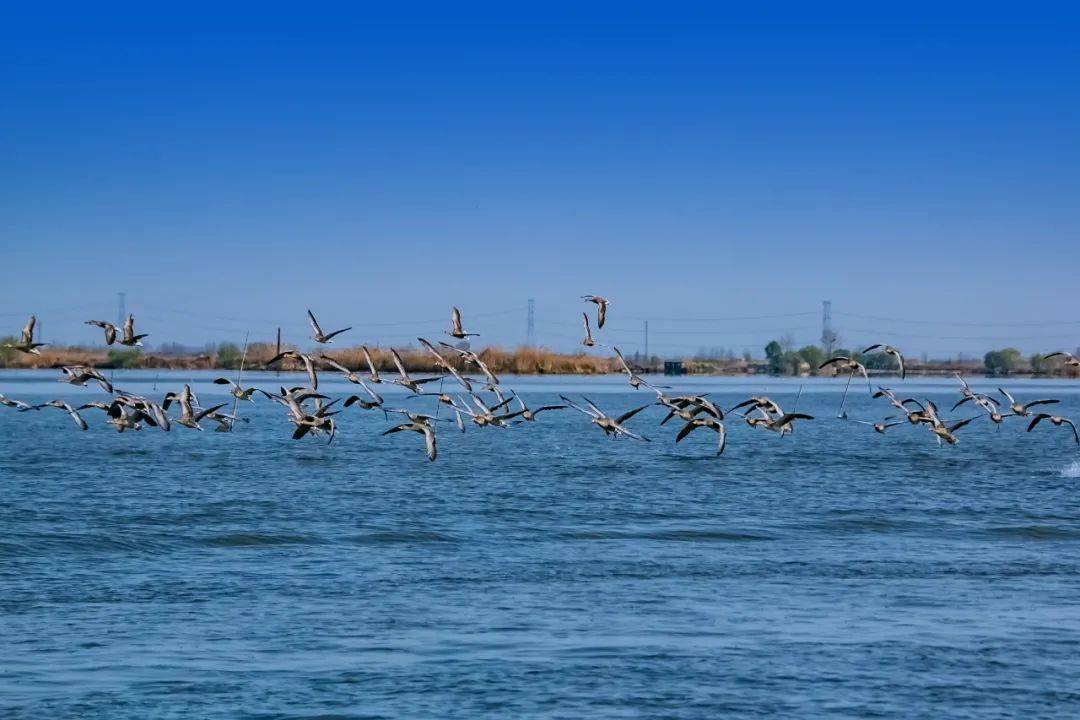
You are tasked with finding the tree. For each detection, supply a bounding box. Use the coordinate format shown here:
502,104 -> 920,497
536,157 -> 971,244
0,336 -> 17,368
105,348 -> 142,369
796,345 -> 825,373
984,347 -> 1022,376
216,342 -> 242,369
765,340 -> 784,374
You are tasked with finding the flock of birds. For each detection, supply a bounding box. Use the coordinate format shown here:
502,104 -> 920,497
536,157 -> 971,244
2,301 -> 1079,461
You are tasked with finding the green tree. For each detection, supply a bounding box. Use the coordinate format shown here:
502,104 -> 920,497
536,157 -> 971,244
216,342 -> 242,369
796,345 -> 825,373
765,340 -> 784,374
0,335 -> 17,368
105,348 -> 142,369
984,347 -> 1022,376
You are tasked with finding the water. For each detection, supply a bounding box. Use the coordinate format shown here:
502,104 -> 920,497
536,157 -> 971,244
3,370 -> 1080,719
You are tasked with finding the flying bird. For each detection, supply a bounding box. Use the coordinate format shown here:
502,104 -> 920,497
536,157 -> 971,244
582,295 -> 609,329
30,400 -> 88,431
1044,352 -> 1080,368
997,388 -> 1059,418
4,315 -> 46,355
862,344 -> 906,379
1027,413 -> 1080,446
446,307 -> 479,339
119,314 -> 148,347
307,309 -> 351,344
84,320 -> 118,345
581,312 -> 596,347
560,395 -> 651,441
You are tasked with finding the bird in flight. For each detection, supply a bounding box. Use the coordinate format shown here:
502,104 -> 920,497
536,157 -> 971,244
307,309 -> 351,344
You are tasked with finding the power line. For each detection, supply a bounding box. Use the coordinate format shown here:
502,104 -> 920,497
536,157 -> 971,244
834,311 -> 1080,328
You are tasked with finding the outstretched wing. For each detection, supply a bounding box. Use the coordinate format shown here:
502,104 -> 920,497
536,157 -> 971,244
307,309 -> 323,337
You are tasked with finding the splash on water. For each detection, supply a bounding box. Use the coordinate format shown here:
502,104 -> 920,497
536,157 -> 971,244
1060,460 -> 1080,478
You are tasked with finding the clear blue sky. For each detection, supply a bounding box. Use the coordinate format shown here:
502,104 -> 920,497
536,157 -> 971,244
2,3 -> 1078,358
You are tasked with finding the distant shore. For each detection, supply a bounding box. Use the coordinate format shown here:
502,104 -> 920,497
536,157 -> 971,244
0,343 -> 1075,379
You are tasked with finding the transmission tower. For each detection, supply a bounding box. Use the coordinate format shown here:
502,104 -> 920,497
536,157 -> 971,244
117,292 -> 127,326
821,300 -> 837,354
526,299 -> 535,346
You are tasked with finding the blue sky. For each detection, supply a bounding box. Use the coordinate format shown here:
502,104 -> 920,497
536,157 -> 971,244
2,3 -> 1078,358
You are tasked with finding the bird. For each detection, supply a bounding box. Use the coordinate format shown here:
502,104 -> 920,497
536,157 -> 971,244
0,393 -> 35,411
729,396 -> 783,417
511,395 -> 567,422
389,348 -> 443,394
212,377 -> 259,401
872,387 -> 930,425
118,314 -> 148,346
84,320 -> 118,345
923,401 -> 978,445
306,309 -> 351,344
30,400 -> 88,430
613,346 -> 660,391
997,388 -> 1059,418
59,366 -> 113,393
581,295 -> 609,329
560,395 -> 650,441
343,379 -> 386,416
438,342 -> 500,389
581,313 -> 596,347
455,394 -> 521,428
317,355 -> 363,384
745,411 -> 814,437
819,355 -> 871,417
265,350 -> 319,389
850,419 -> 905,435
656,392 -> 723,425
418,337 -> 473,391
355,346 -> 383,384
446,307 -> 478,339
1044,352 -> 1080,368
104,401 -> 156,432
675,416 -> 727,455
382,420 -> 438,461
1027,413 -> 1079,446
862,344 -> 906,379
4,315 -> 46,355
173,385 -> 227,431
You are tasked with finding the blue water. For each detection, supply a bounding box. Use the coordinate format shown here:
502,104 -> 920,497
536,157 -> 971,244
3,370 -> 1080,719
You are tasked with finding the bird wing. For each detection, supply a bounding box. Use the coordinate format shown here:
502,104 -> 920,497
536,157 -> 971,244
318,355 -> 350,374
391,349 -> 409,379
612,346 -> 632,373
1027,414 -> 1050,431
947,417 -> 978,432
322,327 -> 351,341
301,355 -> 318,390
422,425 -> 437,461
361,346 -> 379,375
862,344 -> 882,353
307,309 -> 323,337
451,307 -> 463,334
597,301 -> 607,328
818,356 -> 849,369
559,395 -> 599,418
675,420 -> 702,443
616,404 -> 650,424
1024,399 -> 1060,410
998,387 -> 1016,405
1065,419 -> 1080,446
21,316 -> 35,344
194,403 -> 228,422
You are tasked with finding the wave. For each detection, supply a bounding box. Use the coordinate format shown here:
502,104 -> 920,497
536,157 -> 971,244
1061,460 -> 1080,478
560,528 -> 774,542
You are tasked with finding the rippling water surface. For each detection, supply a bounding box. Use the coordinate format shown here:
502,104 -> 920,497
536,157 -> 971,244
3,370 -> 1080,718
